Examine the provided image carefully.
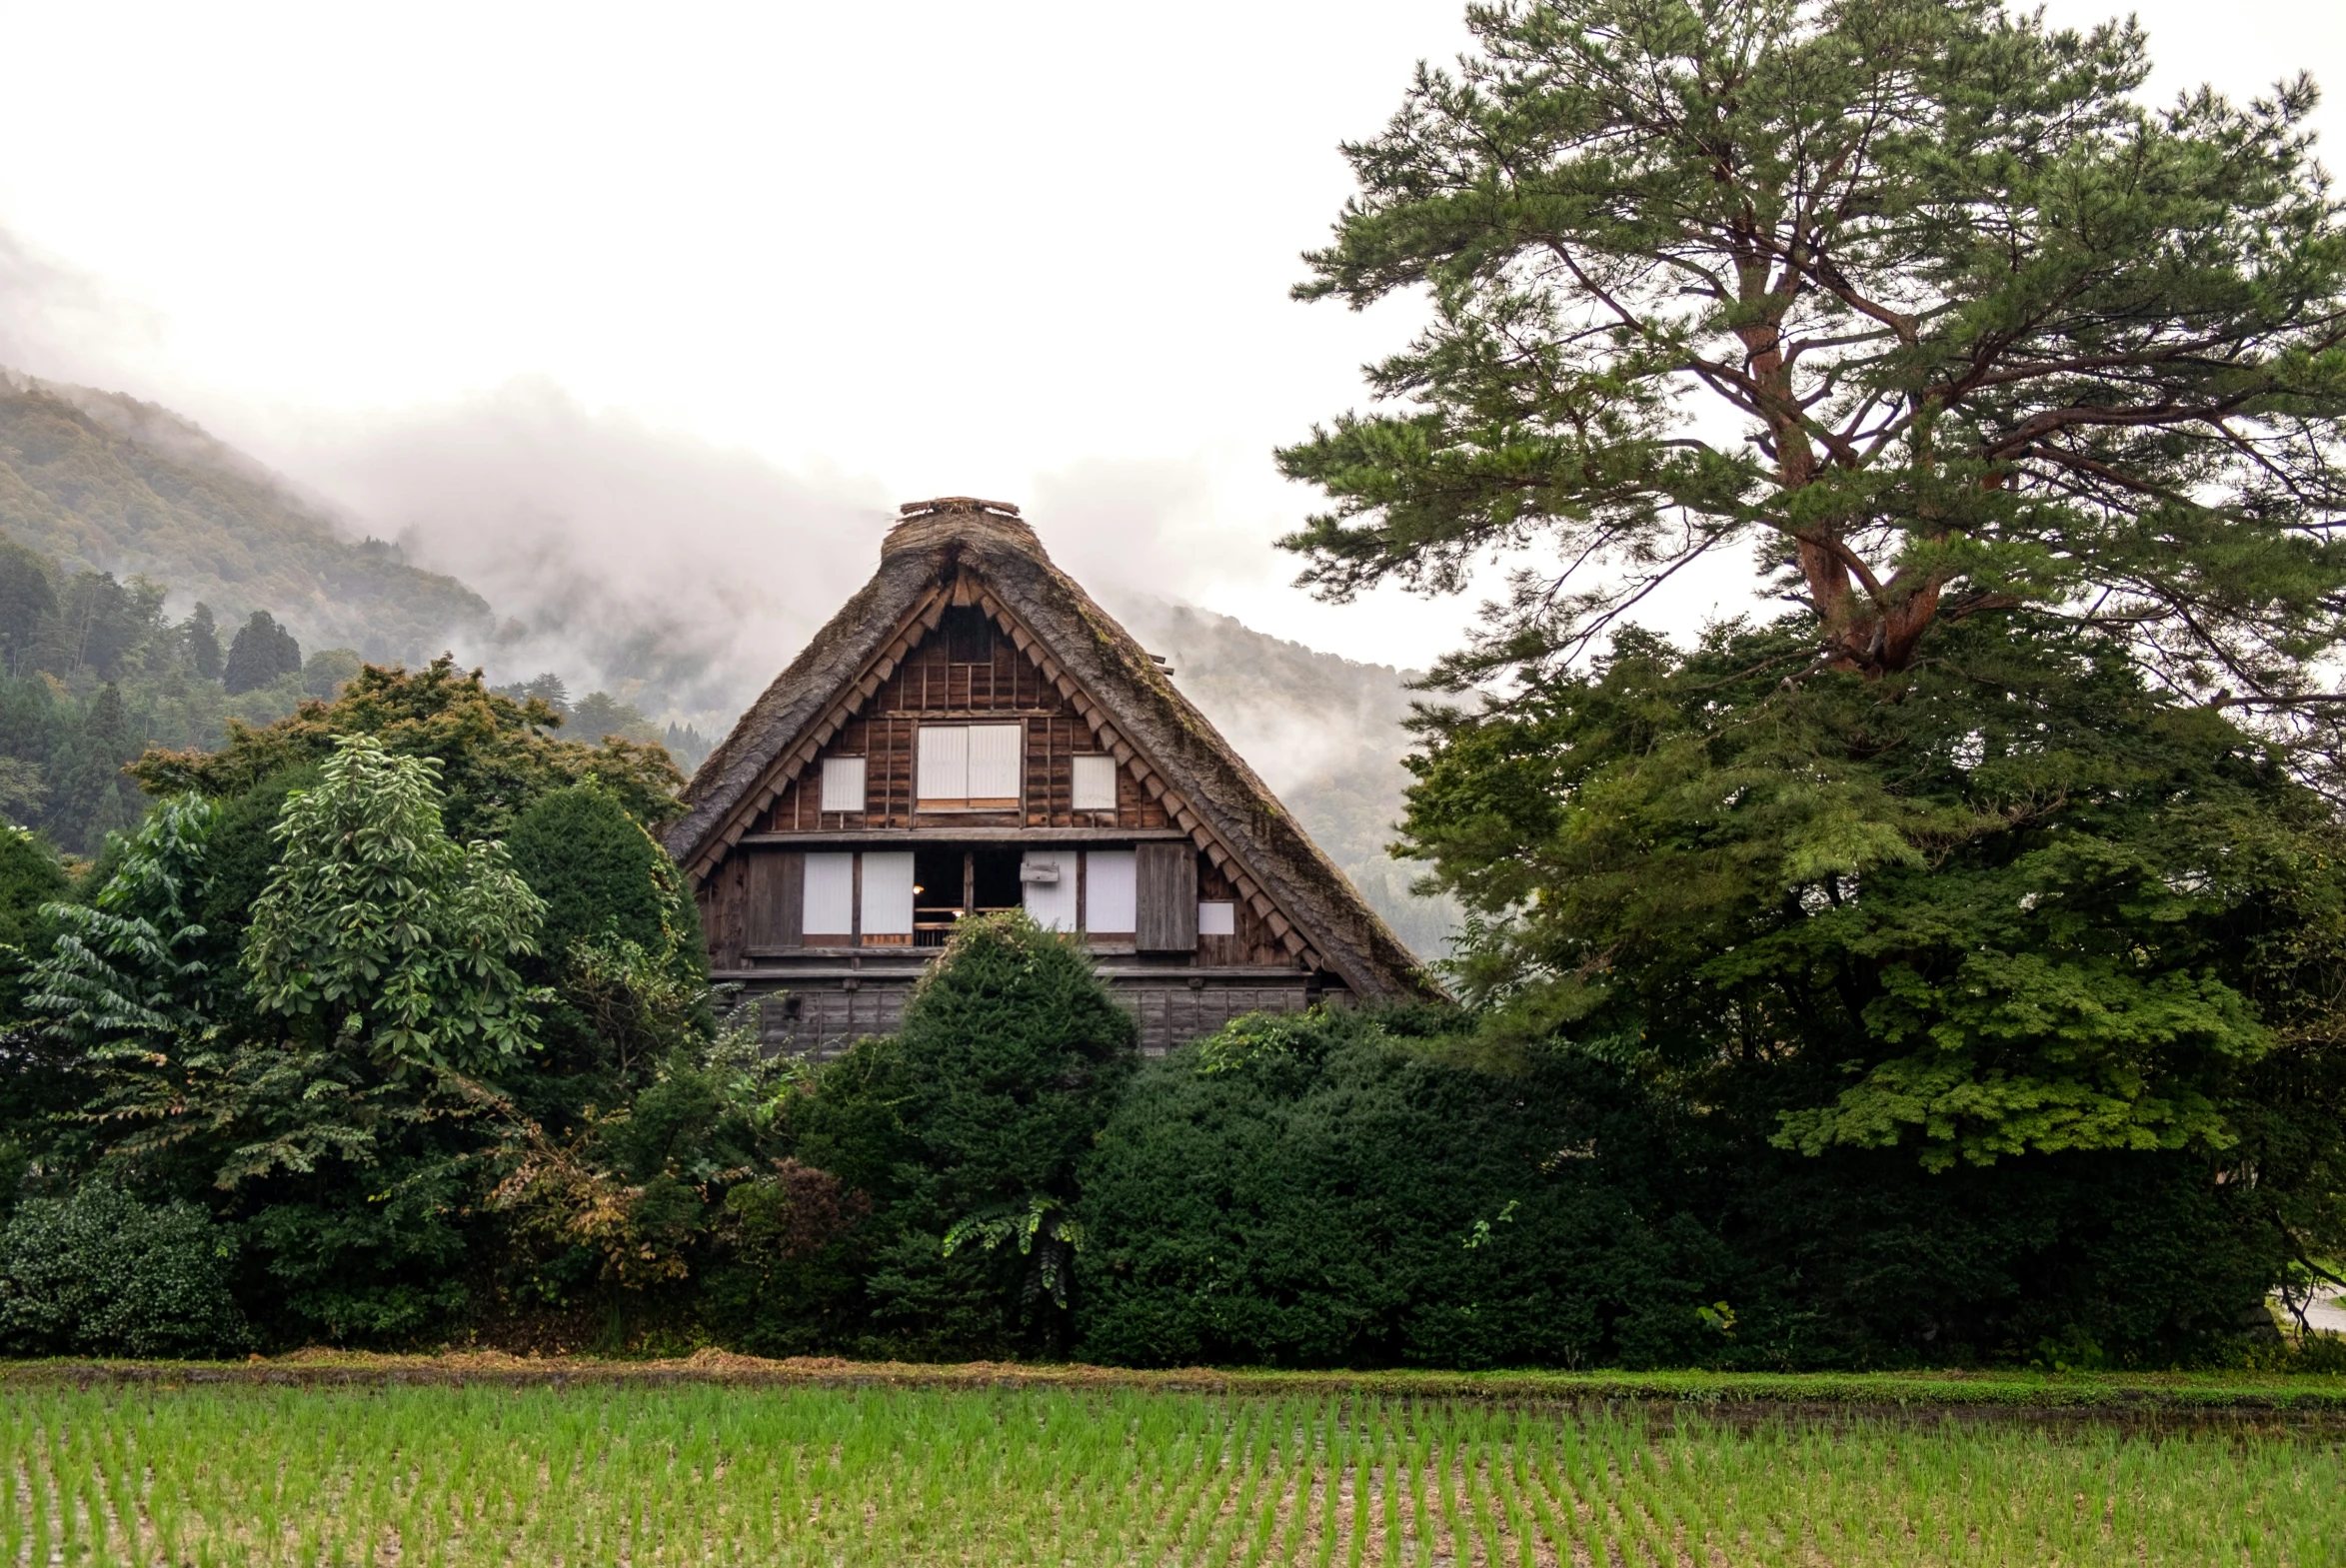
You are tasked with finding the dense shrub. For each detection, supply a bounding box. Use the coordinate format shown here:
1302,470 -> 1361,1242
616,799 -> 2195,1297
505,781 -> 713,1094
507,782 -> 697,962
1699,1139 -> 2284,1369
764,913 -> 1140,1357
1080,1008 -> 2289,1371
0,1183 -> 248,1357
1079,1008 -> 1724,1369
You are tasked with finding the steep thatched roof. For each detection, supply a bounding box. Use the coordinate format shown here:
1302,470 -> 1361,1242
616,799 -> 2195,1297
668,498 -> 1440,1002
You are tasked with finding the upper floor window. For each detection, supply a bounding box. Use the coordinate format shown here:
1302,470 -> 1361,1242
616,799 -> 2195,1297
918,723 -> 1022,809
820,756 -> 866,813
1071,753 -> 1117,812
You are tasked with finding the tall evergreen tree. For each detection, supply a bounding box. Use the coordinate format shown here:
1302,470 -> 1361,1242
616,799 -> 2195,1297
222,611 -> 302,696
0,540 -> 56,681
1282,0 -> 2346,695
183,603 -> 222,682
1282,0 -> 2346,1287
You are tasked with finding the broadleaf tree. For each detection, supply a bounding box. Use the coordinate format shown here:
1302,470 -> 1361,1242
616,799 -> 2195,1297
1282,0 -> 2346,1283
244,734 -> 548,1076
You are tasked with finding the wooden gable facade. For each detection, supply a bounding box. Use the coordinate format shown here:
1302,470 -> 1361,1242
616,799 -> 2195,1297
668,497 -> 1437,1055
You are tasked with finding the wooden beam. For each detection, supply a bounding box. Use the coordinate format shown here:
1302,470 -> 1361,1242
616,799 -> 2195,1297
736,827 -> 1196,845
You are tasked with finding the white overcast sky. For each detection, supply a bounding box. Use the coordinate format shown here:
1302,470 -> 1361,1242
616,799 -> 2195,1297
0,0 -> 2340,677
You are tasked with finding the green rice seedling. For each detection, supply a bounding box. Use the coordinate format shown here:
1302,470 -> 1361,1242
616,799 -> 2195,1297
4,1379 -> 2340,1565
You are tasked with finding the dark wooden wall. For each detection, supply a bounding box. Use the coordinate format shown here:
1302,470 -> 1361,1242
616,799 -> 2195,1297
699,611 -> 1297,974
754,627 -> 1172,833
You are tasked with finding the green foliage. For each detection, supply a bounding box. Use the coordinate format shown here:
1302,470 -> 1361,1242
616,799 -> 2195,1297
24,793 -> 219,1061
569,691 -> 663,746
245,736 -> 547,1074
1281,0 -> 2346,695
59,746 -> 550,1345
0,1182 -> 248,1356
134,656 -> 688,839
1265,0 -> 2346,1352
222,611 -> 302,696
184,603 -> 221,682
0,826 -> 64,955
784,913 -> 1139,1355
1407,618 -> 2344,1167
301,647 -> 363,700
1081,1007 -> 1720,1369
506,781 -> 705,973
1086,1005 -> 2285,1369
0,530 -> 311,852
0,538 -> 55,681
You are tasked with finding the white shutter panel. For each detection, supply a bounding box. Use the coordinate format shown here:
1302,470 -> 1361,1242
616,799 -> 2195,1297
820,756 -> 866,813
1085,850 -> 1137,932
1071,754 -> 1116,810
1021,851 -> 1078,930
967,725 -> 1023,801
1197,900 -> 1236,936
860,851 -> 915,936
917,726 -> 969,802
804,853 -> 855,937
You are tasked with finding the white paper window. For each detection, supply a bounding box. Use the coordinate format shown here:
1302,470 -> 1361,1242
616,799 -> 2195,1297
1197,900 -> 1235,936
968,725 -> 1022,800
917,724 -> 1023,806
1022,850 -> 1078,930
805,853 -> 855,937
917,726 -> 969,802
820,756 -> 866,813
860,851 -> 915,936
1071,754 -> 1117,811
1086,849 -> 1136,932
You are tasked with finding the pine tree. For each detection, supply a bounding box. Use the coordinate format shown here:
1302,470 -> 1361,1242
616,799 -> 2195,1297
0,540 -> 56,681
1282,0 -> 2346,695
222,611 -> 302,696
1285,0 -> 2346,1280
184,603 -> 222,681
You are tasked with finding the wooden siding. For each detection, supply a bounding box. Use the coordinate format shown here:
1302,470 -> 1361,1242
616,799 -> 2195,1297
754,619 -> 1171,833
698,600 -> 1306,978
753,976 -> 1319,1059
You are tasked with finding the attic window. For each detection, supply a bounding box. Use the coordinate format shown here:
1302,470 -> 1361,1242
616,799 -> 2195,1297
918,723 -> 1022,809
942,603 -> 995,663
1071,754 -> 1117,811
820,756 -> 866,813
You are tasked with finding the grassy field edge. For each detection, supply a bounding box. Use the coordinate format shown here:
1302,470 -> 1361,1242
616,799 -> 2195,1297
5,1350 -> 2344,1413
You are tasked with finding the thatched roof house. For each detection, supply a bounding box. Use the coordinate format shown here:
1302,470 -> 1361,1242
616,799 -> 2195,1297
669,497 -> 1439,1054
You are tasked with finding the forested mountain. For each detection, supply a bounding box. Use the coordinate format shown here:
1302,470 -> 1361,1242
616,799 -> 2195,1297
0,372 -> 492,663
0,526 -> 375,851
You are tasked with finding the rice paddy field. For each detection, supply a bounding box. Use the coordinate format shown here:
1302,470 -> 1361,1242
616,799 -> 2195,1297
7,1380 -> 2343,1566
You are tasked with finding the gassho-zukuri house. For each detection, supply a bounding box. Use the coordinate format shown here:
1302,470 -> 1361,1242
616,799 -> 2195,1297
665,496 -> 1441,1055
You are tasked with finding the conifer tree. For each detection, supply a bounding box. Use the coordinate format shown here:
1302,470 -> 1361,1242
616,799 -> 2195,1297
222,610 -> 301,696
1283,0 -> 2346,694
183,603 -> 222,681
1284,0 -> 2346,1283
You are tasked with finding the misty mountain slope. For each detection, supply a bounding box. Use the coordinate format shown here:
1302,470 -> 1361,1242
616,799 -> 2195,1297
275,380 -> 891,731
0,373 -> 494,662
1116,598 -> 1462,965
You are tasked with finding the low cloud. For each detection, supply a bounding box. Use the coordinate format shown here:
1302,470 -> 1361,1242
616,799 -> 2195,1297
0,226 -> 169,393
273,379 -> 893,728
